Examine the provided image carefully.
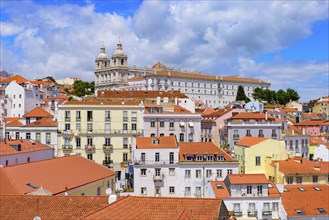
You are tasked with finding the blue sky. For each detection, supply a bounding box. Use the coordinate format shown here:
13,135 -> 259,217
1,0 -> 328,102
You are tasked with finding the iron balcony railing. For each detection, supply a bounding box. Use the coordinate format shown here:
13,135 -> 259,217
58,129 -> 143,135
85,145 -> 95,151
62,144 -> 73,150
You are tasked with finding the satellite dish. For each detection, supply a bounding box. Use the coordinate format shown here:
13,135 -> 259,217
33,216 -> 41,220
105,188 -> 112,195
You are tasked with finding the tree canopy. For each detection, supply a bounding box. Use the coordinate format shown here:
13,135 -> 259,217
252,87 -> 300,105
235,85 -> 250,103
71,80 -> 94,97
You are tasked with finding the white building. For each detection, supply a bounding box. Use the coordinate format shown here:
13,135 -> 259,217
207,174 -> 283,220
313,144 -> 329,162
94,42 -> 270,108
132,136 -> 239,197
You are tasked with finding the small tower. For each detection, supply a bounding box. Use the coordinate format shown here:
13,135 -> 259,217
95,43 -> 110,70
111,39 -> 128,68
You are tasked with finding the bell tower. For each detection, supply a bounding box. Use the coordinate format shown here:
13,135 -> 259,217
111,39 -> 128,85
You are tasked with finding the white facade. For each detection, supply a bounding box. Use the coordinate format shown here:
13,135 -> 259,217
313,144 -> 329,162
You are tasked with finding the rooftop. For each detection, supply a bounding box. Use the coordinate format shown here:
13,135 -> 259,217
227,174 -> 269,184
62,100 -> 141,106
0,140 -> 53,156
276,157 -> 329,175
136,136 -> 178,149
23,107 -> 54,118
23,118 -> 58,127
96,90 -> 188,99
0,155 -> 115,195
282,185 -> 329,217
295,120 -> 326,126
235,136 -> 269,147
310,136 -> 326,145
0,75 -> 28,84
230,112 -> 275,120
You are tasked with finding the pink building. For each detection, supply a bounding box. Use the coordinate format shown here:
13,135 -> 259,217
0,139 -> 54,166
143,105 -> 201,142
295,120 -> 326,136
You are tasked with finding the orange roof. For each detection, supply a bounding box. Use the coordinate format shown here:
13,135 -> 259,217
0,140 -> 53,156
295,120 -> 325,126
0,195 -> 109,219
230,112 -> 275,120
208,108 -> 233,117
0,155 -> 115,195
23,118 -> 58,127
23,107 -> 53,118
29,80 -> 52,85
211,181 -> 231,198
282,125 -> 304,136
63,100 -> 141,105
96,90 -> 188,99
85,196 -> 223,220
228,174 -> 269,184
280,107 -> 300,113
235,136 -> 268,147
201,108 -> 216,116
136,136 -> 178,149
278,158 -> 329,175
0,75 -> 28,84
127,75 -> 145,81
6,119 -> 23,127
144,105 -> 193,114
152,61 -> 168,69
302,113 -> 319,119
310,136 -> 326,145
274,117 -> 287,123
179,142 -> 235,161
282,185 -> 329,217
264,104 -> 284,109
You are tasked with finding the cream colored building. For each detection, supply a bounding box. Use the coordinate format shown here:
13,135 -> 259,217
233,136 -> 288,175
57,100 -> 144,190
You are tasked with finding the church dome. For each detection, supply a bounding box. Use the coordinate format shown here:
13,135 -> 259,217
97,43 -> 108,59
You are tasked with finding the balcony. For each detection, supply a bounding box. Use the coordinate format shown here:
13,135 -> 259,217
85,145 -> 95,151
262,210 -> 272,216
153,174 -> 163,182
76,117 -> 81,122
248,211 -> 257,217
123,117 -> 128,122
103,159 -> 113,165
105,117 -> 111,122
131,117 -> 137,122
65,117 -> 71,122
103,144 -> 113,151
233,134 -> 240,139
62,144 -> 73,150
233,211 -> 243,217
58,129 -> 143,135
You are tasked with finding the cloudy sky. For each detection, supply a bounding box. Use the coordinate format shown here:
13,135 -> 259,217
1,0 -> 328,102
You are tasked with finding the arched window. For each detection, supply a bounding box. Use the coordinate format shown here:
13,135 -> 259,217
160,133 -> 164,137
179,133 -> 184,142
151,133 -> 155,137
170,133 -> 175,136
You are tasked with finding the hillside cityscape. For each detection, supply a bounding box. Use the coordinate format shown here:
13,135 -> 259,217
0,1 -> 328,220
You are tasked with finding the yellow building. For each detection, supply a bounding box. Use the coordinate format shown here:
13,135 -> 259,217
234,136 -> 288,175
268,157 -> 329,185
57,100 -> 143,172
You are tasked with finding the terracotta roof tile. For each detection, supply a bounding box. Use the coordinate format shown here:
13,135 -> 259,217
310,136 -> 326,145
96,90 -> 188,99
86,196 -> 223,220
152,61 -> 168,69
302,113 -> 319,119
0,140 -> 53,156
136,136 -> 178,149
6,119 -> 23,127
228,174 -> 269,184
235,136 -> 268,147
230,112 -> 275,120
63,100 -> 141,105
0,75 -> 28,84
295,120 -> 326,126
282,185 -> 329,217
0,195 -> 109,219
278,158 -> 329,175
23,107 -> 53,118
0,155 -> 115,195
179,142 -> 235,162
208,108 -> 233,117
23,118 -> 58,127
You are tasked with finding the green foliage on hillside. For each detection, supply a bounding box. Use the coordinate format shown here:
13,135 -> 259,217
235,85 -> 251,103
71,80 -> 95,97
252,87 -> 300,104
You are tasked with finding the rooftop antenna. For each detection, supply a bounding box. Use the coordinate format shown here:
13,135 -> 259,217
33,199 -> 41,220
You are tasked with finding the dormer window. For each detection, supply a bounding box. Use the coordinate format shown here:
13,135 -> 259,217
152,138 -> 159,144
207,155 -> 213,161
150,108 -> 154,113
217,155 -> 224,161
196,155 -> 203,161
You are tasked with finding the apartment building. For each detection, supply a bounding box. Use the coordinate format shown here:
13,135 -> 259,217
143,104 -> 201,142
224,112 -> 283,149
282,125 -> 309,158
132,136 -> 239,197
295,120 -> 326,136
208,174 -> 282,220
234,136 -> 288,175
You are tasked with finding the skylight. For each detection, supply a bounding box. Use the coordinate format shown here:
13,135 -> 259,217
318,208 -> 327,214
216,184 -> 223,189
296,210 -> 304,215
298,187 -> 305,192
283,188 -> 289,192
314,187 -> 321,191
26,183 -> 38,189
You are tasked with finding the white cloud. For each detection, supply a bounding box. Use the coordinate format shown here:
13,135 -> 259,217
0,1 -> 328,101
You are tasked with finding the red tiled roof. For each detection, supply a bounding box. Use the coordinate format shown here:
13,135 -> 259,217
179,142 -> 235,162
0,75 -> 28,84
6,119 -> 23,127
278,158 -> 329,175
302,113 -> 319,119
0,195 -> 109,219
235,136 -> 268,147
282,185 -> 329,217
136,136 -> 178,149
208,108 -> 233,117
310,136 -> 326,145
23,107 -> 53,118
63,100 -> 141,105
152,61 -> 168,69
0,155 -> 115,195
295,120 -> 325,126
96,90 -> 188,99
23,118 -> 57,127
0,140 -> 53,156
230,112 -> 275,120
85,196 -> 223,220
228,174 -> 269,184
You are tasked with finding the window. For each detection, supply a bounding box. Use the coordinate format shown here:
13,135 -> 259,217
263,202 -> 270,211
123,123 -> 128,132
179,120 -> 185,127
196,169 -> 201,178
179,133 -> 184,142
123,138 -> 128,148
185,187 -> 191,197
188,133 -> 193,142
65,111 -> 70,121
296,209 -> 304,215
255,156 -> 261,166
150,120 -> 155,127
131,112 -> 137,121
216,169 -> 222,178
35,133 -> 41,142
76,137 -> 81,148
248,203 -> 256,213
141,153 -> 146,162
257,185 -> 263,194
15,132 -> 20,140
169,152 -> 174,164
185,170 -> 191,178
105,138 -> 111,146
132,123 -> 137,131
141,187 -> 147,195
296,176 -> 302,184
287,176 -> 293,184
87,153 -> 93,160
105,111 -> 111,121
27,157 -> 30,163
123,153 -> 128,162
272,202 -> 279,211
155,168 -> 161,177
313,175 -> 318,183
206,169 -> 212,178
169,120 -> 174,128
97,187 -> 101,195
207,155 -> 213,161
155,152 -> 160,162
247,185 -> 252,194
87,111 -> 93,121
295,140 -> 298,147
65,123 -> 70,131
289,140 -> 293,150
141,169 -> 146,176
26,133 -> 31,140
217,155 -> 224,161
87,123 -> 93,132
169,186 -> 175,194
123,111 -> 128,121
76,123 -> 81,131
259,129 -> 264,137
105,123 -> 110,132
159,120 -> 164,127
246,130 -> 251,136
5,160 -> 8,166
150,133 -> 155,137
169,168 -> 175,176
317,208 -> 327,214
76,111 -> 81,121
227,169 -> 232,175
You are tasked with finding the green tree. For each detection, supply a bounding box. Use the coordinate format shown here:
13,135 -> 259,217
45,76 -> 57,84
286,88 -> 300,101
236,85 -> 247,101
252,87 -> 264,100
276,89 -> 288,104
263,89 -> 276,104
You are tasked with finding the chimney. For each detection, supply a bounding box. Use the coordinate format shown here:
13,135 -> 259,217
292,130 -> 295,136
302,128 -> 305,135
108,194 -> 117,204
265,111 -> 268,120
